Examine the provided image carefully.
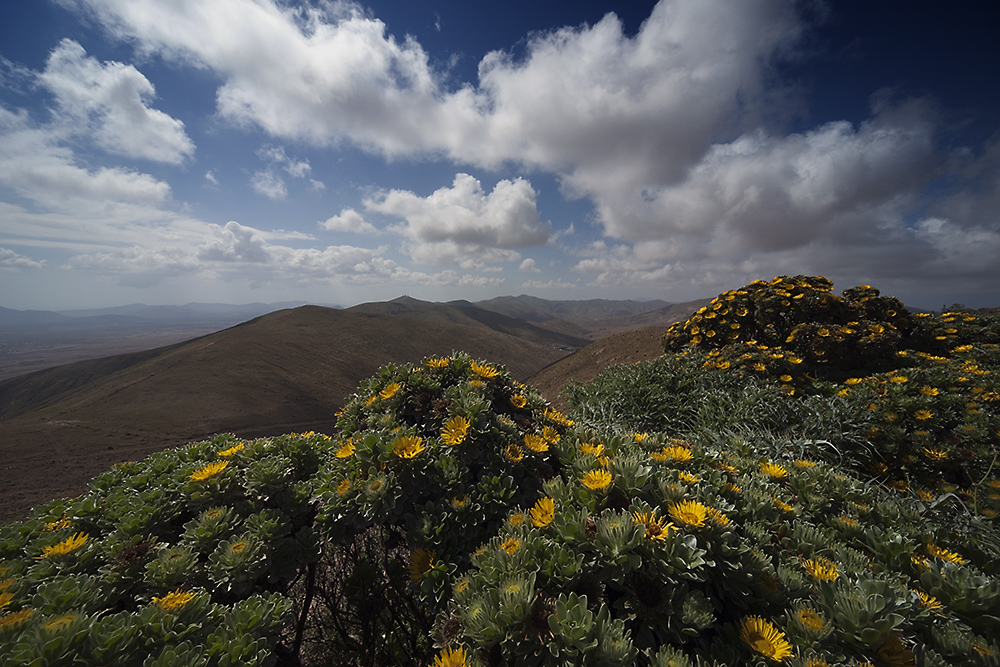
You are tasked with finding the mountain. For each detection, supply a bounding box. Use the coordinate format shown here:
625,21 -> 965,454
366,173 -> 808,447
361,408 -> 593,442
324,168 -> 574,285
0,301 -> 316,380
470,295 -> 671,323
469,295 -> 707,340
0,302 -> 576,521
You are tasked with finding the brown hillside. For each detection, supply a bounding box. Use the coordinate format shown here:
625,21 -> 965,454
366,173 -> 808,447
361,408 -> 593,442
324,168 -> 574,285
0,304 -> 571,522
527,326 -> 668,412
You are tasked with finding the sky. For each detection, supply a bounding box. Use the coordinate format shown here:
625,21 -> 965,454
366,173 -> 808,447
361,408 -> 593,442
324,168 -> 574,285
1,0 -> 999,312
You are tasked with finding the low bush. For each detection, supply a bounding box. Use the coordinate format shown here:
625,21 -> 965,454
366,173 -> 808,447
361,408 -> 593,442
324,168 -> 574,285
2,277 -> 999,666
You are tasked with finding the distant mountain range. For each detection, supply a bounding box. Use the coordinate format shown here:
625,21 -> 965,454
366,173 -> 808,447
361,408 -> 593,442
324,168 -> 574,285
0,295 -> 706,521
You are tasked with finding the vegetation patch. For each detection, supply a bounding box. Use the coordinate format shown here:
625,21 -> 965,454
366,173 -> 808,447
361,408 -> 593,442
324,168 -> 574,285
1,276 -> 999,666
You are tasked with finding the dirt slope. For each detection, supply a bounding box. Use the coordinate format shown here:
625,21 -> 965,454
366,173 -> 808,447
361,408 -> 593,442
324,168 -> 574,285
0,305 -> 571,522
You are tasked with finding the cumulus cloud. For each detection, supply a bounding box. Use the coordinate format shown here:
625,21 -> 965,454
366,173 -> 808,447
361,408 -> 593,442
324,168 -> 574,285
0,105 -> 172,210
38,39 -> 194,163
321,207 -> 377,234
365,173 -> 549,265
38,0 -> 1000,302
64,0 -> 796,172
519,258 -> 540,272
249,169 -> 287,200
0,247 -> 47,270
251,144 -> 321,198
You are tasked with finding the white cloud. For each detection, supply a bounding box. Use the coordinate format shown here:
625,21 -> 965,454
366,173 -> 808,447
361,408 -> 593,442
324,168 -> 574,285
519,258 -> 540,272
321,207 -> 377,234
0,105 -> 172,210
0,247 -> 47,270
252,143 -> 319,197
38,39 -> 194,163
521,278 -> 579,290
365,173 -> 550,265
66,0 -> 797,173
36,0 -> 1000,303
249,170 -> 287,200
204,169 -> 219,185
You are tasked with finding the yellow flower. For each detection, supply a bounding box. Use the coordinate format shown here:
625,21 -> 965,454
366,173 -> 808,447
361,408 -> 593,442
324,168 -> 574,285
668,500 -> 708,528
926,543 -> 965,565
889,375 -> 908,383
380,382 -> 401,399
0,608 -> 33,628
780,374 -> 793,382
153,589 -> 196,611
509,513 -> 525,526
678,471 -> 700,483
44,517 -> 72,531
760,462 -> 788,479
191,460 -> 229,481
510,393 -> 527,408
705,507 -> 730,526
914,409 -> 933,421
336,479 -> 351,495
739,615 -> 793,661
579,442 -> 604,456
530,497 -> 555,528
542,426 -> 561,444
845,377 -> 863,385
409,549 -> 436,582
442,416 -> 471,446
524,433 -> 549,453
430,646 -> 468,667
582,469 -> 612,490
660,445 -> 694,463
801,556 -> 839,581
793,460 -> 816,468
393,435 -> 426,459
922,447 -> 947,461
38,532 -> 89,559
470,361 -> 499,378
797,609 -> 825,632
919,386 -> 940,396
44,614 -> 77,631
335,440 -> 356,458
544,407 -> 573,426
506,444 -> 524,462
452,494 -> 468,509
365,394 -> 378,405
773,497 -> 794,513
426,357 -> 450,368
501,538 -> 520,555
217,443 -> 244,457
633,511 -> 674,542
915,590 -> 944,611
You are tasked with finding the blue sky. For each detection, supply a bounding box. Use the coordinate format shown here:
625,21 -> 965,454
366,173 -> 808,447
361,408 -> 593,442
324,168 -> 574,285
1,0 -> 999,311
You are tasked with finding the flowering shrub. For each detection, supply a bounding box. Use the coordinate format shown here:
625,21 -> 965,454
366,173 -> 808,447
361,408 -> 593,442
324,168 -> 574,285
654,276 -> 1000,513
0,432 -> 323,664
2,280 -> 999,666
438,430 -> 1000,666
309,352 -> 571,664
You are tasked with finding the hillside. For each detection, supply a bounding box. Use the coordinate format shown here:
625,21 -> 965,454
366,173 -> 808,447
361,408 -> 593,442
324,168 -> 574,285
0,303 -> 573,522
0,301 -> 309,380
526,327 -> 667,411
